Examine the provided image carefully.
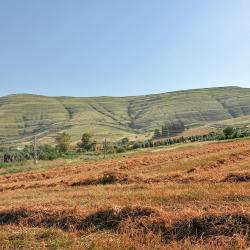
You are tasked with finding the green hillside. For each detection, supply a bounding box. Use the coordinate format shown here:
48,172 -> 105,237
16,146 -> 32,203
1,86 -> 250,145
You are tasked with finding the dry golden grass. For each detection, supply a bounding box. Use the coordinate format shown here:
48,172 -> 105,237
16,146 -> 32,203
180,125 -> 215,137
0,138 -> 250,249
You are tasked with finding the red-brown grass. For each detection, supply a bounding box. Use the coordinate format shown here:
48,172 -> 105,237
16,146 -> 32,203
0,206 -> 249,244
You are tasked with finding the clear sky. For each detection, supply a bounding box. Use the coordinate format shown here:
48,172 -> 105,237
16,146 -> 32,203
0,0 -> 250,97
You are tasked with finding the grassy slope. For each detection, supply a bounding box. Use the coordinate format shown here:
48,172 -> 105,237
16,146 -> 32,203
1,86 -> 250,144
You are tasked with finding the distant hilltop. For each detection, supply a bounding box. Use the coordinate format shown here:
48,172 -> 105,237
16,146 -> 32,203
0,86 -> 250,145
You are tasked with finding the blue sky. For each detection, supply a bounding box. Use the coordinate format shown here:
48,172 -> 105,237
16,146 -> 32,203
0,0 -> 250,97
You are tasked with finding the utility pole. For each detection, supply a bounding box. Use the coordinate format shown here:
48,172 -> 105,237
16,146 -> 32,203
33,135 -> 38,165
103,138 -> 107,159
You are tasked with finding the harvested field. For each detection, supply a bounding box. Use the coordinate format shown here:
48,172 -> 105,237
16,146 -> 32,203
0,139 -> 250,249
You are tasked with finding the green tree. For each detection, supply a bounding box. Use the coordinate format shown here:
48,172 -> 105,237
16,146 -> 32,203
79,133 -> 93,151
153,129 -> 161,139
223,126 -> 235,138
38,144 -> 60,160
121,137 -> 129,145
167,120 -> 185,137
161,124 -> 169,138
56,132 -> 71,152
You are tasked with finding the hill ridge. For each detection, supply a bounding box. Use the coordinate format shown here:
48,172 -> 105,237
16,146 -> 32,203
0,86 -> 250,144
1,85 -> 246,99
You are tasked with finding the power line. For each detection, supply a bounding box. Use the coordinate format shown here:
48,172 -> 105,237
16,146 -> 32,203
33,135 -> 38,165
103,138 -> 107,159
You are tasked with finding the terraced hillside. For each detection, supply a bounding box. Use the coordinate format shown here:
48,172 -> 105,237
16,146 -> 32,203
1,86 -> 250,144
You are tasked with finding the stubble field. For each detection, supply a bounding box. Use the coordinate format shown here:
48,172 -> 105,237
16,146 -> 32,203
0,138 -> 250,249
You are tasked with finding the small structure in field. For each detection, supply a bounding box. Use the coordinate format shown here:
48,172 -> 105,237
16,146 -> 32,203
92,142 -> 103,152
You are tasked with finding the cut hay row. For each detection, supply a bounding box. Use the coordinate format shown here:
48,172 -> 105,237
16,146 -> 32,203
1,167 -> 250,193
0,206 -> 249,243
222,172 -> 250,182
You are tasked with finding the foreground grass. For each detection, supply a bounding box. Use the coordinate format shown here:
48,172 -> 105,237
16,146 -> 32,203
1,226 -> 248,250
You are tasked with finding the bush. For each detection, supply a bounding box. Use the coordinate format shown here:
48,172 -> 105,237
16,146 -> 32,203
223,126 -> 235,138
116,146 -> 126,153
120,137 -> 129,145
38,145 -> 60,160
132,141 -> 145,149
0,151 -> 26,163
78,133 -> 93,151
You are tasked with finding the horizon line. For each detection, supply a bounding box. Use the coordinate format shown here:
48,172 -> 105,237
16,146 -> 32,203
1,85 -> 248,99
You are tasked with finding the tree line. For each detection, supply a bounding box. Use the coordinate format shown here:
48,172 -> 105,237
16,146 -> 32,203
0,126 -> 249,163
153,120 -> 185,139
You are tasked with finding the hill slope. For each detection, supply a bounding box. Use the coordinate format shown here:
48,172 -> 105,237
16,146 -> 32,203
1,86 -> 250,144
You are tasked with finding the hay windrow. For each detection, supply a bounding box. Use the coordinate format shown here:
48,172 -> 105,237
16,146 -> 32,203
70,172 -> 193,186
0,207 -> 249,242
172,214 -> 250,241
70,171 -> 143,186
222,172 -> 250,182
0,207 -> 159,232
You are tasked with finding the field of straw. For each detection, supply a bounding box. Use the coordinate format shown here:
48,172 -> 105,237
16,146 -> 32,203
0,138 -> 249,249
